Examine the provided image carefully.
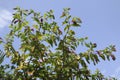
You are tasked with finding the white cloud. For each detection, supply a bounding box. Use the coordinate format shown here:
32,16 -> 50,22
0,9 -> 12,28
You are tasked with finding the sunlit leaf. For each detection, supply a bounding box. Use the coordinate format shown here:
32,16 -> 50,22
100,54 -> 105,60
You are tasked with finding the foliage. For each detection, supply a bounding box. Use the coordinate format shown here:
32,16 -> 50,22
0,50 -> 5,64
0,7 -> 117,80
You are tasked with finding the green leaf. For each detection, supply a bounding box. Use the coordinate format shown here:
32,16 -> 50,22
62,20 -> 68,25
80,59 -> 87,67
71,46 -> 75,50
93,54 -> 99,63
34,17 -> 40,24
71,23 -> 80,27
106,55 -> 110,61
68,30 -> 75,35
64,25 -> 70,31
71,17 -> 82,27
0,50 -> 5,64
0,40 -> 3,44
72,17 -> 82,23
100,54 -> 105,60
90,53 -> 95,65
13,14 -> 21,19
84,53 -> 90,64
13,7 -> 20,10
47,39 -> 53,47
33,24 -> 39,29
85,43 -> 90,48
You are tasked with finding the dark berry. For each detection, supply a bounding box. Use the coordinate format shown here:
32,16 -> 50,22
93,43 -> 97,48
31,28 -> 34,32
111,54 -> 116,60
40,18 -> 43,23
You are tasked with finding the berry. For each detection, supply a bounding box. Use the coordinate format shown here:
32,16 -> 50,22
111,54 -> 116,60
92,43 -> 97,48
31,28 -> 34,32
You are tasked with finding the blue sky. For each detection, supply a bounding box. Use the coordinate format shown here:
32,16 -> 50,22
0,0 -> 120,78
